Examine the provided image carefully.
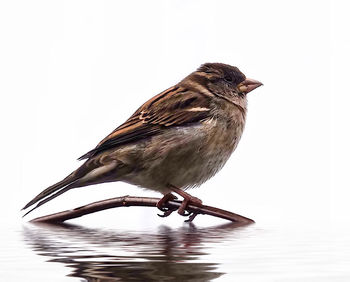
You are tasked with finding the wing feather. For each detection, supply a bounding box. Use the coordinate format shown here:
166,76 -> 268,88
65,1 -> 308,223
78,86 -> 211,160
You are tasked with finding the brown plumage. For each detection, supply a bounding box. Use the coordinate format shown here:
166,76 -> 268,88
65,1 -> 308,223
23,63 -> 263,217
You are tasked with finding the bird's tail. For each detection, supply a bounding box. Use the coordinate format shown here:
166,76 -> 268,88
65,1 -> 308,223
22,172 -> 80,217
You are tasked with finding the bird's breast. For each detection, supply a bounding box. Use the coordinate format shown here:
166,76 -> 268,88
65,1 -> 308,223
120,108 -> 246,192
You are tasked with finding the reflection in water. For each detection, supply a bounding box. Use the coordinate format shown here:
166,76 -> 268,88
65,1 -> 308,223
22,222 -> 252,281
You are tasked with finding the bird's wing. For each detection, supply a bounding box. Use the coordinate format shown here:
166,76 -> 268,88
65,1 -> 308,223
78,86 -> 211,160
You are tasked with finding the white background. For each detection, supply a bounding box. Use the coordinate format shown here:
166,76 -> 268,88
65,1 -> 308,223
0,0 -> 348,228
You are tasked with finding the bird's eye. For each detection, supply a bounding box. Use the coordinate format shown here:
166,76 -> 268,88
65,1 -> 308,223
224,76 -> 232,82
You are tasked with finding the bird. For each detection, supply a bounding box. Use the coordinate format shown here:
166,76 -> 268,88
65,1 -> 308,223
22,63 -> 263,220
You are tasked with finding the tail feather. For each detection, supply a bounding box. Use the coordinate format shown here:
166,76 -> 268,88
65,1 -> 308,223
22,160 -> 120,217
22,181 -> 79,217
22,172 -> 78,214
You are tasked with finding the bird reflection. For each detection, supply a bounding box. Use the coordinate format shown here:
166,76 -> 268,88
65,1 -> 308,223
22,221 -> 252,281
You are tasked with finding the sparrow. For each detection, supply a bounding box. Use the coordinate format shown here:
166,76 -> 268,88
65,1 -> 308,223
22,63 -> 263,219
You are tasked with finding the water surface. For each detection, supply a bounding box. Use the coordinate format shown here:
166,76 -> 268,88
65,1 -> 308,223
1,217 -> 349,281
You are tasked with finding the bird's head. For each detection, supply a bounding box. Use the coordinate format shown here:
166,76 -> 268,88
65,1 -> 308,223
193,63 -> 263,108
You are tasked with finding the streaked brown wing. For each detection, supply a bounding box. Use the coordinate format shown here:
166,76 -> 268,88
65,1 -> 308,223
78,86 -> 211,160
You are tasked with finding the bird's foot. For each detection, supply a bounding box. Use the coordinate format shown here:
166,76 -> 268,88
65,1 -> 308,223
168,185 -> 203,217
177,194 -> 202,216
157,193 -> 178,217
158,187 -> 203,221
156,193 -> 178,210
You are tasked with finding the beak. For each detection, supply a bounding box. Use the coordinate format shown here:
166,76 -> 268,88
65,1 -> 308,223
238,78 -> 263,94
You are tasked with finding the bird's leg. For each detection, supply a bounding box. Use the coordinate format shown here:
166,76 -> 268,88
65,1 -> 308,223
168,185 -> 203,216
156,193 -> 178,217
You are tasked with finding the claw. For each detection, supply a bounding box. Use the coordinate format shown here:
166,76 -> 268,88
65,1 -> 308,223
157,209 -> 174,218
184,212 -> 199,222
